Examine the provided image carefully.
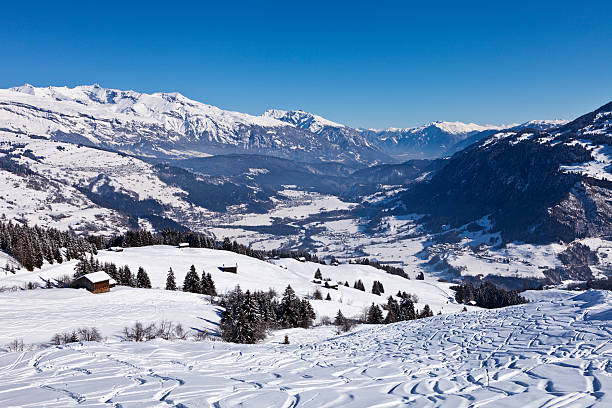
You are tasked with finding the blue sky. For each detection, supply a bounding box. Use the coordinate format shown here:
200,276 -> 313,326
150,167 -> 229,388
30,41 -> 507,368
1,1 -> 610,128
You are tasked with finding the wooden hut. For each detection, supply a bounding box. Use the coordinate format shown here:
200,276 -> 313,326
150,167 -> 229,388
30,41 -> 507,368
219,264 -> 238,274
74,271 -> 113,294
178,242 -> 190,249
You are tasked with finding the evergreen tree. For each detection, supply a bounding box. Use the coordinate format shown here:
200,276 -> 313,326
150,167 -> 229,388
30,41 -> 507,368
353,279 -> 365,291
136,267 -> 152,288
297,298 -> 316,328
366,303 -> 383,324
278,285 -> 300,328
183,265 -> 201,293
314,268 -> 322,280
313,288 -> 323,300
384,296 -> 400,324
165,268 -> 177,290
418,304 -> 433,318
399,297 -> 416,321
325,292 -> 332,301
334,309 -> 346,326
201,272 -> 217,296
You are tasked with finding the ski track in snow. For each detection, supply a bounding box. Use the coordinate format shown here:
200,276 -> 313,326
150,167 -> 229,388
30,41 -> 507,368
0,291 -> 610,407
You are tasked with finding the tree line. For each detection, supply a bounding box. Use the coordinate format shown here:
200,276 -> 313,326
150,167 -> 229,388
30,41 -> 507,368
0,221 -> 98,271
451,282 -> 528,309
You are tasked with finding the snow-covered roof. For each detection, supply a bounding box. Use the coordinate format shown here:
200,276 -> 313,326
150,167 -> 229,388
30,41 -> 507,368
77,271 -> 112,284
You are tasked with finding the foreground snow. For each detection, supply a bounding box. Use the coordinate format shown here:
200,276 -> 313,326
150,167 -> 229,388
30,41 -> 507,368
1,290 -> 610,407
0,287 -> 219,345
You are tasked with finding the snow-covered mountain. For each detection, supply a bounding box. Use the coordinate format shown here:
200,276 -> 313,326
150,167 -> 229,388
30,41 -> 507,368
0,84 -> 568,164
360,121 -> 508,159
0,85 -> 386,165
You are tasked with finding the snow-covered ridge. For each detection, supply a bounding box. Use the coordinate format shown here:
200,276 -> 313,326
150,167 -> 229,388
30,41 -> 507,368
383,120 -> 507,135
262,109 -> 345,132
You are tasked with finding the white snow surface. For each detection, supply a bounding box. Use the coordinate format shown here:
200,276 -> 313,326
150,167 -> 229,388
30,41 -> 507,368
0,287 -> 219,345
0,289 -> 610,407
0,245 -> 465,322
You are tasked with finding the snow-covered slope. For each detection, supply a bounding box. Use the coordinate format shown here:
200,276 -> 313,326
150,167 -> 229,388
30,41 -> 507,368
0,131 -> 212,234
0,245 -> 464,321
0,289 -> 609,407
0,287 -> 219,344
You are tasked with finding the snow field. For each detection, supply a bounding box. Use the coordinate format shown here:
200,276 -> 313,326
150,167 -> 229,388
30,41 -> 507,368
0,245 -> 466,324
0,287 -> 219,345
0,290 -> 609,407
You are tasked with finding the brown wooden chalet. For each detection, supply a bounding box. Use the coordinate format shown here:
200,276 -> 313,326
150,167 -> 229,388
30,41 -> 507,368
74,271 -> 116,294
219,264 -> 238,274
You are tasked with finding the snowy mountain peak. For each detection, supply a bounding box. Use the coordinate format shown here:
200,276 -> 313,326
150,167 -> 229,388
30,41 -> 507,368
262,109 -> 345,132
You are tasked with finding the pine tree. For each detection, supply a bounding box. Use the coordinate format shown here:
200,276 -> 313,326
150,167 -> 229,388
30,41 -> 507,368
366,303 -> 383,324
353,279 -> 365,291
314,268 -> 322,280
183,265 -> 201,293
165,268 -> 177,290
313,288 -> 322,300
136,267 -> 152,288
325,293 -> 332,301
418,304 -> 433,318
384,296 -> 400,324
278,285 -> 300,329
399,297 -> 416,321
297,299 -> 315,328
334,309 -> 345,326
201,272 -> 217,296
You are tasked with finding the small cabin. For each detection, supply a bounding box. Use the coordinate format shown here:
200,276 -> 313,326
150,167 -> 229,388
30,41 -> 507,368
298,257 -> 307,263
323,281 -> 338,290
109,247 -> 124,252
178,242 -> 190,249
313,279 -> 322,284
74,271 -> 113,294
330,260 -> 339,266
219,264 -> 238,274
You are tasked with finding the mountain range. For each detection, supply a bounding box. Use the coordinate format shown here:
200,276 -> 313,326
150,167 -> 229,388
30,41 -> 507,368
0,84 -> 567,165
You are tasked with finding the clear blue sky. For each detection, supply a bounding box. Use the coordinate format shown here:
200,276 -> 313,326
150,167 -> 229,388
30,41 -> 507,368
1,1 -> 610,128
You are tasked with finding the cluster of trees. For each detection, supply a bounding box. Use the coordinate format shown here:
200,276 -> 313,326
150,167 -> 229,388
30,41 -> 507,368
375,295 -> 433,324
348,258 -> 408,279
220,285 -> 315,344
452,282 -> 528,309
567,276 -> 612,291
353,279 -> 366,291
0,221 -> 97,271
371,280 -> 385,295
179,265 -> 216,296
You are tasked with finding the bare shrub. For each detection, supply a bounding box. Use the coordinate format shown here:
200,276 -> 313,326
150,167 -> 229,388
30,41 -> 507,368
77,327 -> 102,342
7,339 -> 24,352
123,321 -> 188,342
319,316 -> 332,326
193,330 -> 207,341
56,275 -> 74,288
24,281 -> 39,290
